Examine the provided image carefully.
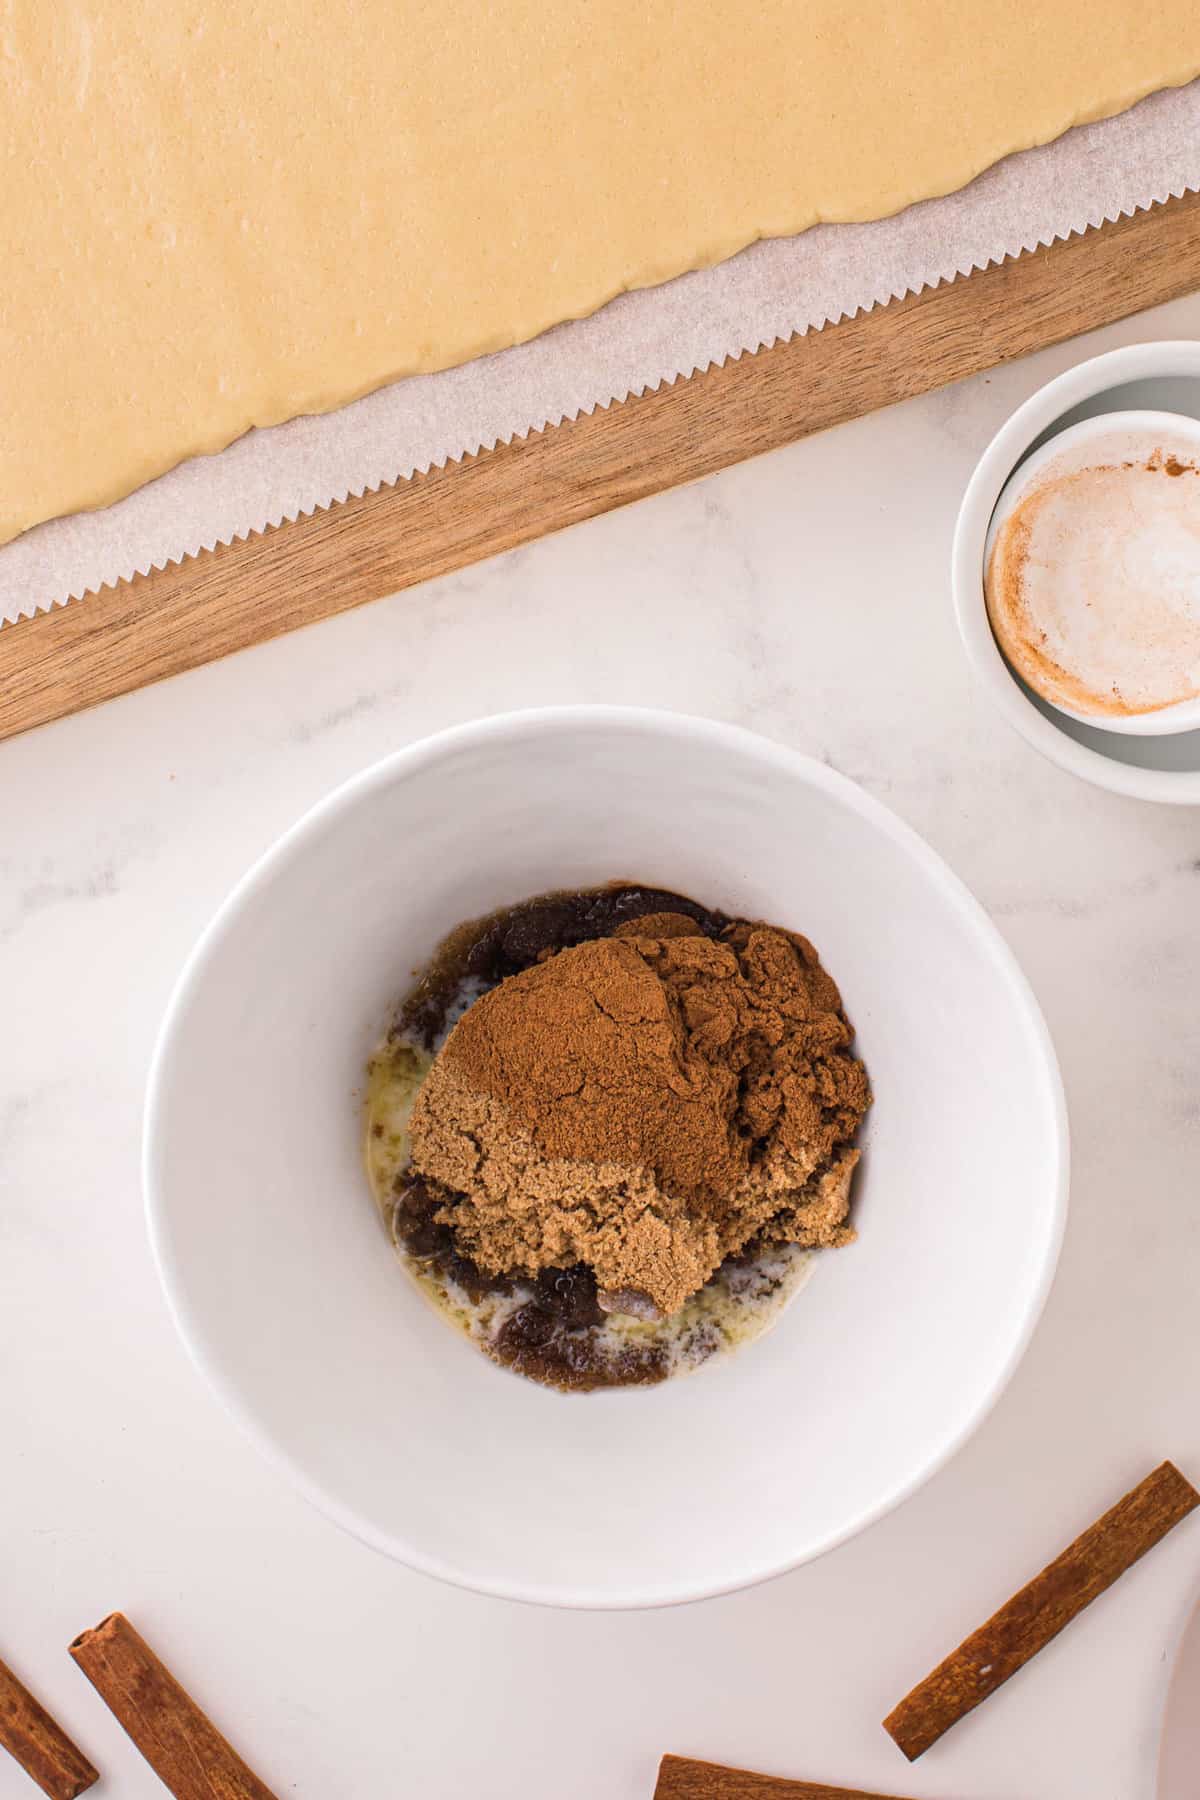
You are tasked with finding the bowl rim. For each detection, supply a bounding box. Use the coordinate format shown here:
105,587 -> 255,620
953,339 -> 1200,802
144,705 -> 1070,1610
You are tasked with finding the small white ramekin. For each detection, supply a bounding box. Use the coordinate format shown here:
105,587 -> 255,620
984,409 -> 1200,737
954,341 -> 1200,804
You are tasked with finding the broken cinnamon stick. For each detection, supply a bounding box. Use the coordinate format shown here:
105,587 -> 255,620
884,1459 -> 1200,1761
69,1613 -> 280,1799
655,1756 -> 918,1798
0,1655 -> 98,1800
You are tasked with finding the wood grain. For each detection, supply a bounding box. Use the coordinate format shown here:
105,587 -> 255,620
655,1756 -> 916,1799
883,1460 -> 1200,1761
69,1613 -> 278,1800
0,1657 -> 98,1800
4,188 -> 1200,742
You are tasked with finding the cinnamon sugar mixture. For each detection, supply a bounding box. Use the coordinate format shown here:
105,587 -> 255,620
365,884 -> 870,1390
409,916 -> 867,1318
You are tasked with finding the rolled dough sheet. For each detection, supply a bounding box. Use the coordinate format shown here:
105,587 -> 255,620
2,3 -> 1197,545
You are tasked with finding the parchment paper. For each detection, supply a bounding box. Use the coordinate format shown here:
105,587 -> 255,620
3,78 -> 1198,626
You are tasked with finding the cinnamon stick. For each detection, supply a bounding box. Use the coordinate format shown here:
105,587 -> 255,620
0,1655 -> 98,1800
69,1613 -> 279,1799
884,1459 -> 1200,1761
655,1756 -> 917,1798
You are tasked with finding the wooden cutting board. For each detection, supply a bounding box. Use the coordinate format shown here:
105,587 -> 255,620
3,189 -> 1200,743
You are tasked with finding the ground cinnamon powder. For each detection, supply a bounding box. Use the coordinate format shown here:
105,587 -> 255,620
406,914 -> 869,1316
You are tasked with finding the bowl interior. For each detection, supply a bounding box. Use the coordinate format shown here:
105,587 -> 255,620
1021,686 -> 1200,771
1037,375 -> 1200,446
147,714 -> 1065,1607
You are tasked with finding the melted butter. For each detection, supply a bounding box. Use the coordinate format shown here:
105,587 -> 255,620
364,1040 -> 432,1216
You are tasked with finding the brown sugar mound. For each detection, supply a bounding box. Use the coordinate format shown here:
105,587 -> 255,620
406,918 -> 870,1317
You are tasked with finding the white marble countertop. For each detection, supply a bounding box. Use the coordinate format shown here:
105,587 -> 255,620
4,294 -> 1200,1800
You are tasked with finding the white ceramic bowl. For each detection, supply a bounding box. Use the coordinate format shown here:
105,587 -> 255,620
145,708 -> 1067,1609
955,341 -> 1200,803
